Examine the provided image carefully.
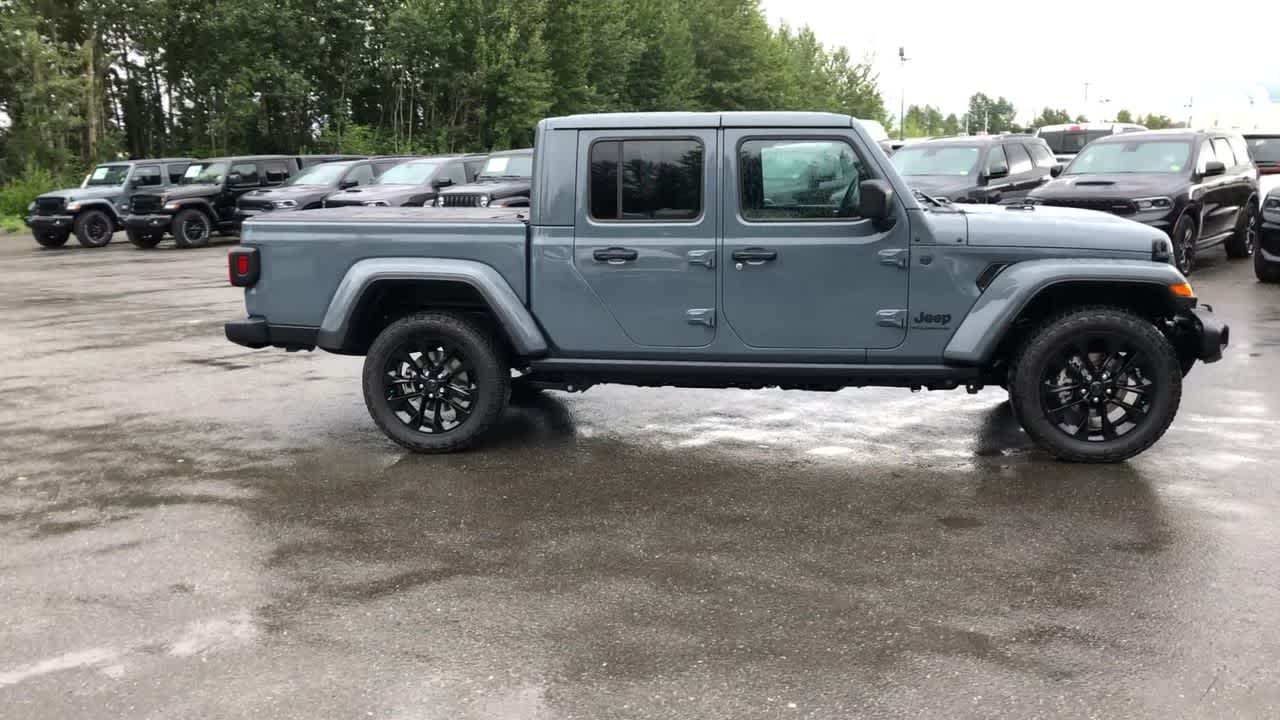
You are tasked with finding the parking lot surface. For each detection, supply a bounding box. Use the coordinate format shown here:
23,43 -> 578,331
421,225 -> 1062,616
2,233 -> 1279,719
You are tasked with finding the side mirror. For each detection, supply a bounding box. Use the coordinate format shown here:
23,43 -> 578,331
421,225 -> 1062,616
227,172 -> 244,186
1049,164 -> 1064,178
338,178 -> 358,190
434,178 -> 454,189
856,179 -> 894,221
1203,160 -> 1226,177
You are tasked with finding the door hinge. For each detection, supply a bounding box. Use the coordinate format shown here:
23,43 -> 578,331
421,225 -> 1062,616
686,249 -> 715,269
875,309 -> 907,329
686,308 -> 716,327
878,248 -> 909,269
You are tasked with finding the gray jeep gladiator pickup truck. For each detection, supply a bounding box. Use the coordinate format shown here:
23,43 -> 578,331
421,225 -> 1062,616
226,112 -> 1228,463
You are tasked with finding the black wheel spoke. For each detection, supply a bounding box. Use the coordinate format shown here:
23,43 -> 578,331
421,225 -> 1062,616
1045,383 -> 1081,394
412,399 -> 427,429
1112,397 -> 1147,417
1047,396 -> 1089,414
1073,410 -> 1094,439
446,383 -> 473,400
391,391 -> 424,402
445,397 -> 471,418
1099,409 -> 1118,440
431,401 -> 444,432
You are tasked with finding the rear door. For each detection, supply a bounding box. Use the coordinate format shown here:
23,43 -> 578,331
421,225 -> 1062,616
572,131 -> 717,348
221,160 -> 261,220
1205,137 -> 1245,238
1002,142 -> 1041,201
720,129 -> 909,351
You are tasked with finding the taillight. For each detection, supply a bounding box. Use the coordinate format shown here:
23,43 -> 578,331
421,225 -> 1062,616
1258,165 -> 1280,175
228,247 -> 260,287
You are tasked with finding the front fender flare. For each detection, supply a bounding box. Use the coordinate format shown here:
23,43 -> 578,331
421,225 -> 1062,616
73,198 -> 125,221
943,258 -> 1188,365
316,257 -> 548,357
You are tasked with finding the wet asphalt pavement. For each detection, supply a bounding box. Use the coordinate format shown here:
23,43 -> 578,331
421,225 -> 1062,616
2,232 -> 1279,719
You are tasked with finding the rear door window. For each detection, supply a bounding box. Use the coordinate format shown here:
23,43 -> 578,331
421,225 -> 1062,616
1212,138 -> 1237,168
589,139 -> 704,221
986,145 -> 1009,175
132,165 -> 162,187
230,161 -> 260,185
263,160 -> 290,184
1005,143 -> 1033,174
1028,142 -> 1056,168
165,163 -> 189,184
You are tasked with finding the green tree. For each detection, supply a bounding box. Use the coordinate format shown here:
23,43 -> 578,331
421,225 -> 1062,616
1030,107 -> 1072,128
1138,113 -> 1177,130
1114,108 -> 1134,123
942,113 -> 960,135
964,93 -> 1016,134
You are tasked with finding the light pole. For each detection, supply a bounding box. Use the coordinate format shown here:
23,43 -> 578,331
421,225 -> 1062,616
1184,96 -> 1194,128
898,46 -> 910,141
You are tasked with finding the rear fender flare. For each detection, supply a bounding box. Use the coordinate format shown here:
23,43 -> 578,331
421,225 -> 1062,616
316,258 -> 548,357
943,258 -> 1188,365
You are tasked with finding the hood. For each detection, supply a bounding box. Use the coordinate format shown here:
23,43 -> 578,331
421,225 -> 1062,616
900,175 -> 977,200
241,184 -> 331,200
36,185 -> 123,202
1029,173 -> 1186,201
442,179 -> 530,198
143,183 -> 221,201
960,203 -> 1167,254
324,184 -> 423,206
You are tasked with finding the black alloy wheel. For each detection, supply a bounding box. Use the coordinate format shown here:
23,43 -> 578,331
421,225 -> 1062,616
362,312 -> 509,452
383,343 -> 478,435
73,209 -> 114,248
1039,334 -> 1156,443
1172,215 -> 1197,275
173,208 -> 211,248
1225,204 -> 1257,259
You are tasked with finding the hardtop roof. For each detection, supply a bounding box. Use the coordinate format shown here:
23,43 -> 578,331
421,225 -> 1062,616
541,111 -> 856,130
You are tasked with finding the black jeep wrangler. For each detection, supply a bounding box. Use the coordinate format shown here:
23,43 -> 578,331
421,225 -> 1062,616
25,158 -> 192,248
434,149 -> 533,208
124,155 -> 302,248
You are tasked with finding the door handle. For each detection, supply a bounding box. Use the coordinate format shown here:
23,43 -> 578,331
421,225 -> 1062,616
731,248 -> 777,264
593,247 -> 638,264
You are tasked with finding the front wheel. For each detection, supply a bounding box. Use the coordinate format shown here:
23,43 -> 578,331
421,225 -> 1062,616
1009,307 -> 1182,463
172,208 -> 211,248
126,227 -> 163,248
73,209 -> 115,248
1224,203 -> 1257,258
361,312 -> 510,453
33,229 -> 69,248
1171,214 -> 1198,275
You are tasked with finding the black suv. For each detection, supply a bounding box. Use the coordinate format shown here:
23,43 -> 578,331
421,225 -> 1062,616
1256,188 -> 1280,282
25,158 -> 192,248
890,135 -> 1058,204
125,155 -> 305,248
236,157 -> 413,221
324,155 -> 485,208
1028,129 -> 1259,274
435,148 -> 534,207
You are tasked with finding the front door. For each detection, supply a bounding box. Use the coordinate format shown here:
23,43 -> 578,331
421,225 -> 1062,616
572,131 -> 718,348
720,130 -> 910,350
221,160 -> 262,222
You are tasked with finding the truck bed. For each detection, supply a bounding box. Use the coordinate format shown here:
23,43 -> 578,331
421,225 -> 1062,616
241,207 -> 529,329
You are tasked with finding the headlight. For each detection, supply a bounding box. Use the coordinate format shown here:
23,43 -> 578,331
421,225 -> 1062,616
271,199 -> 296,209
1023,197 -> 1042,205
1134,197 -> 1173,211
1264,197 -> 1280,211
65,201 -> 82,212
164,201 -> 181,210
118,202 -> 129,211
436,196 -> 445,207
362,200 -> 389,207
478,194 -> 490,207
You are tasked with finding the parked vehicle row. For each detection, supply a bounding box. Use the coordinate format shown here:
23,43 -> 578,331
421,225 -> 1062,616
23,149 -> 535,250
890,134 -> 1059,205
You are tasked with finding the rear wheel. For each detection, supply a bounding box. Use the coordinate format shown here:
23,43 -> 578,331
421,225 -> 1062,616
1171,214 -> 1197,275
1224,203 -> 1257,258
32,229 -> 69,248
1009,307 -> 1181,463
362,312 -> 510,453
126,227 -> 163,248
172,208 -> 211,248
73,209 -> 115,248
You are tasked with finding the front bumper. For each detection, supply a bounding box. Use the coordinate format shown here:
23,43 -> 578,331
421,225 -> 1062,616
1259,219 -> 1280,264
124,213 -> 175,233
1174,305 -> 1229,364
225,317 -> 318,351
24,214 -> 75,231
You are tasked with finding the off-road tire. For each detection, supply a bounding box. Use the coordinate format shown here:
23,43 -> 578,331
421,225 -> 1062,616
1009,306 -> 1182,463
33,230 -> 69,248
1171,213 -> 1198,275
73,209 -> 115,248
126,227 -> 163,249
172,208 -> 211,249
1224,203 -> 1257,259
1255,245 -> 1280,283
362,312 -> 510,453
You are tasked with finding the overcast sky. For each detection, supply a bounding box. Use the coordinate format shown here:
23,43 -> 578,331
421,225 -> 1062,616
761,0 -> 1280,128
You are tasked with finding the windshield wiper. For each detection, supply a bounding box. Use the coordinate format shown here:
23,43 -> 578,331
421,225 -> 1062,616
912,188 -> 950,208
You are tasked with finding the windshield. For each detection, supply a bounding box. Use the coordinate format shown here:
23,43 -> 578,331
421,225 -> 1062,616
1245,135 -> 1280,164
288,162 -> 349,186
890,146 -> 980,176
182,162 -> 228,184
85,165 -> 130,186
1066,140 -> 1192,175
480,154 -> 533,179
376,162 -> 439,185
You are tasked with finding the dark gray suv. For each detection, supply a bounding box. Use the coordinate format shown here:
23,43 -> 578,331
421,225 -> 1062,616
236,157 -> 413,222
891,135 -> 1058,204
324,155 -> 486,208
